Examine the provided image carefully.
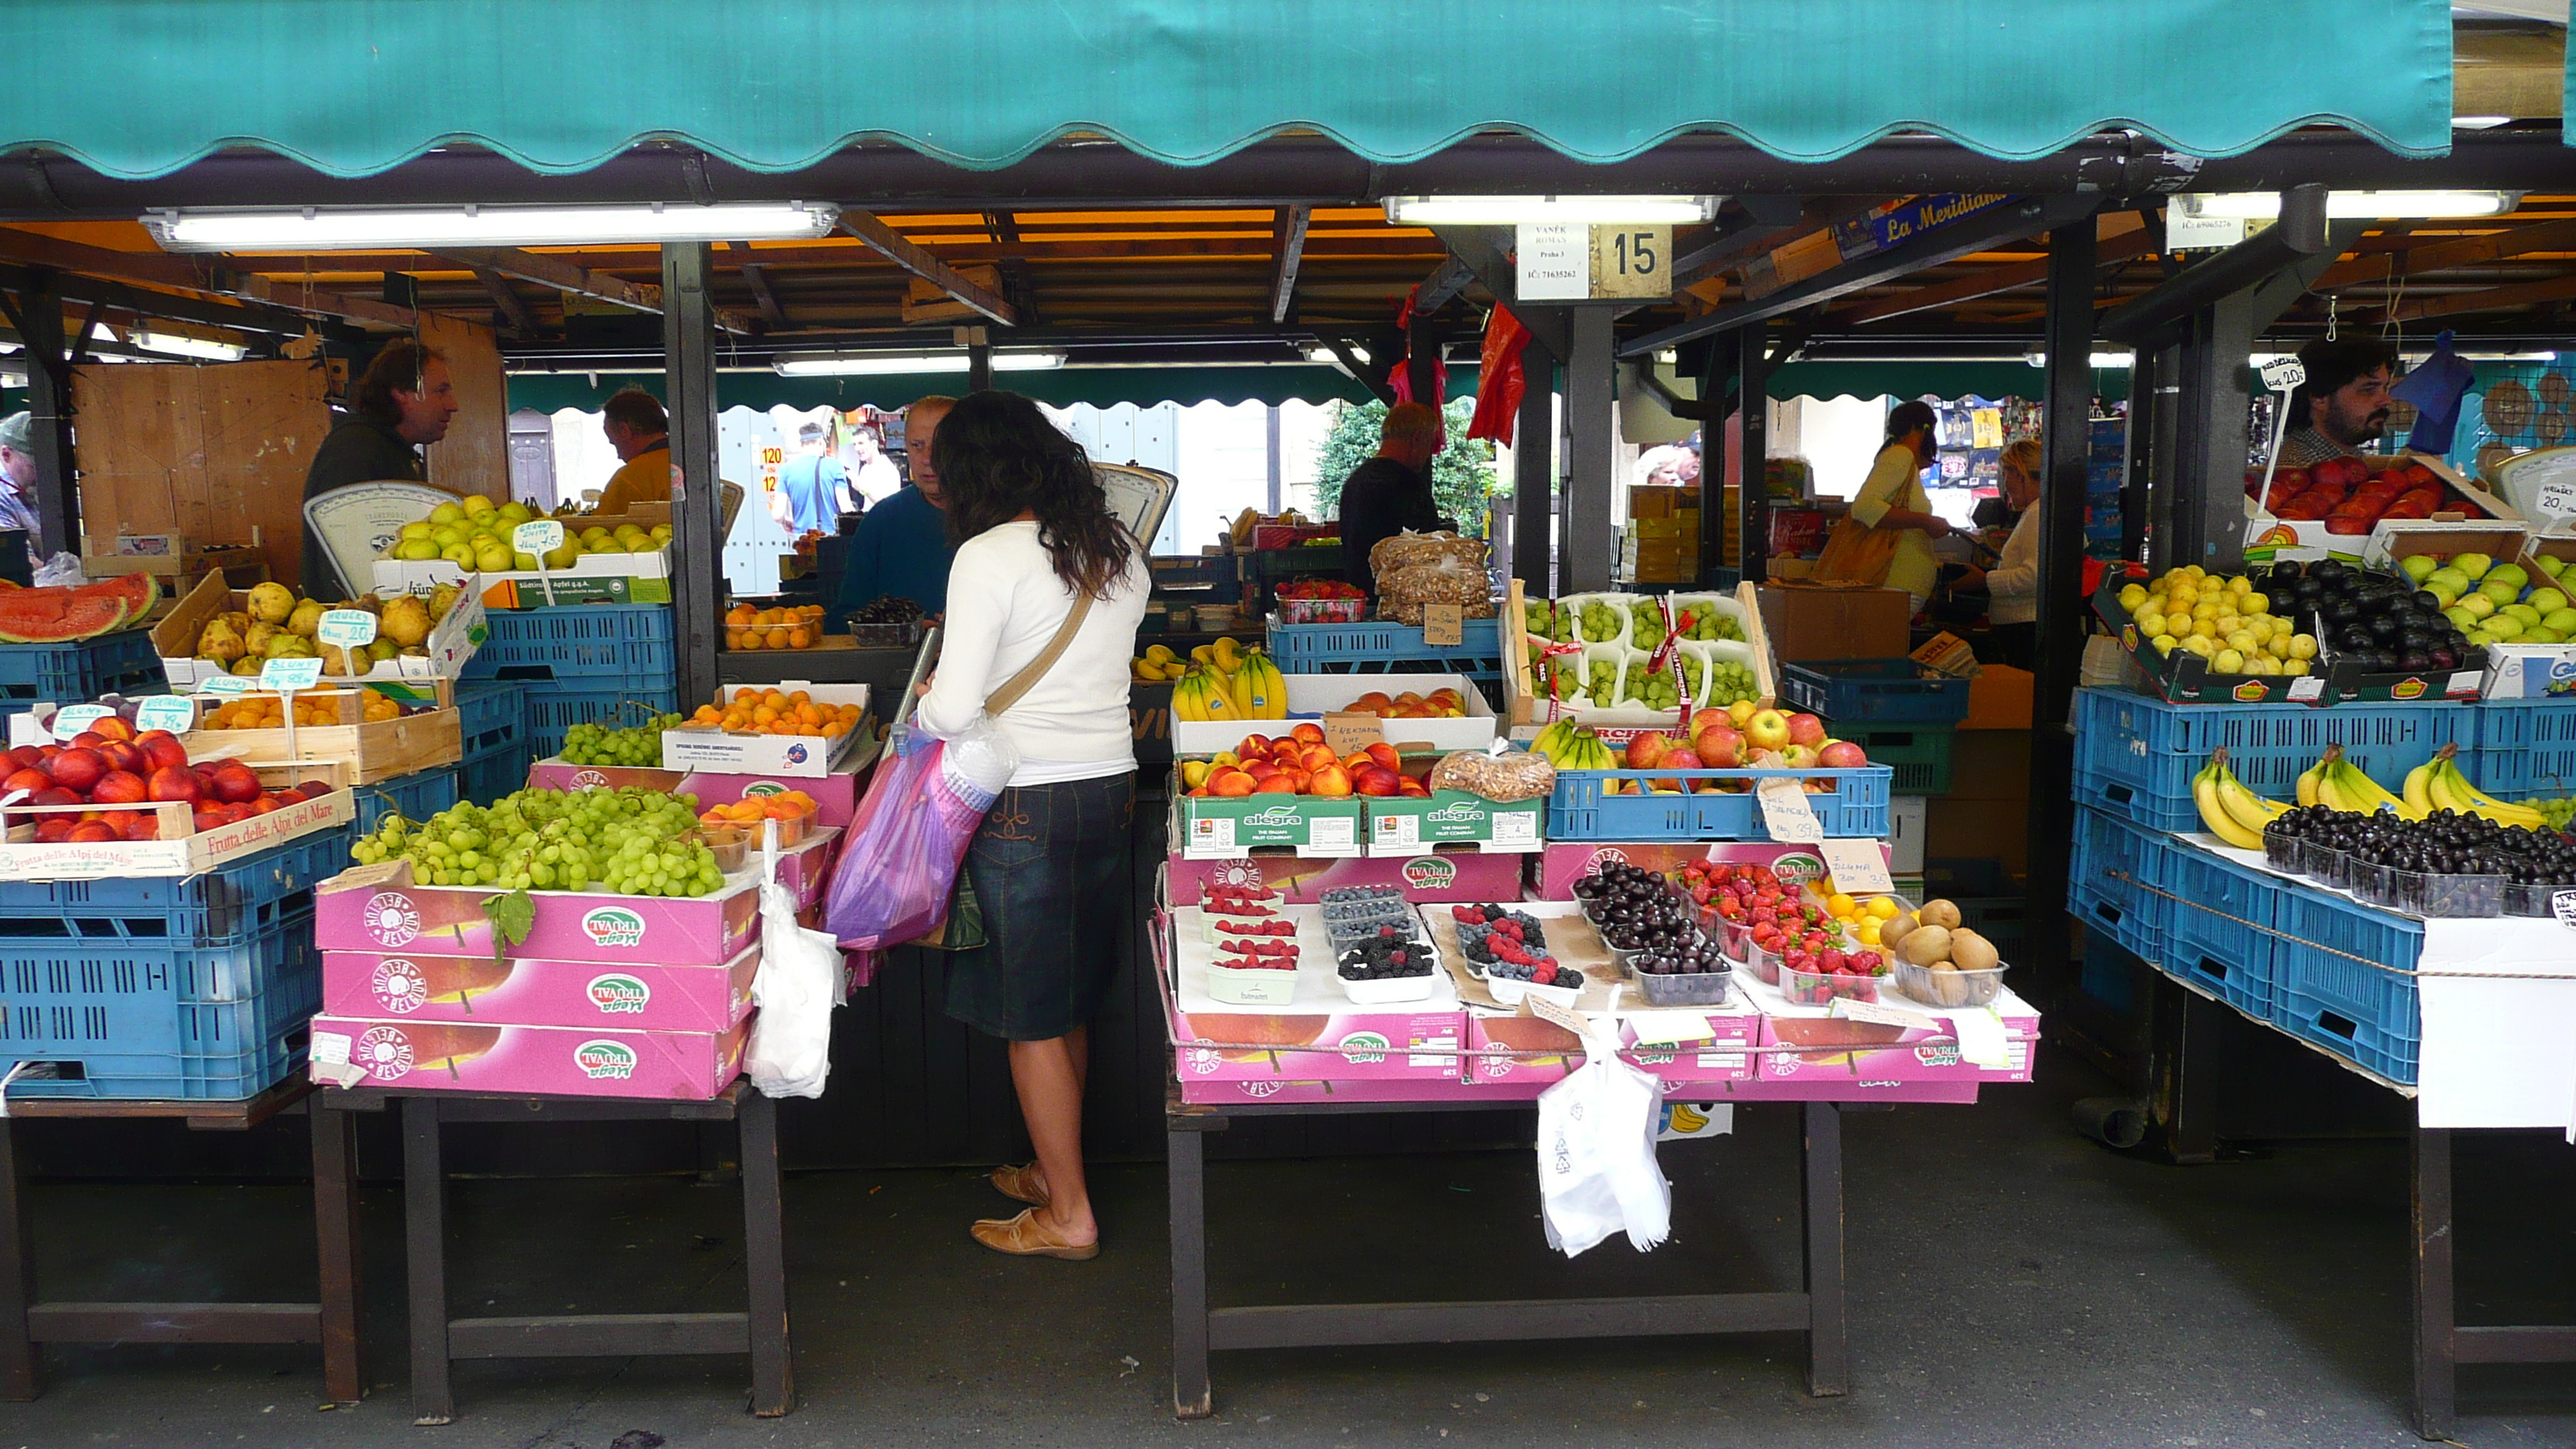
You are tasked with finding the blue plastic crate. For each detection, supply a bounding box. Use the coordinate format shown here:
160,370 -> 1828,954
0,827 -> 348,948
0,628 -> 166,702
1779,659 -> 1971,724
2071,687 -> 2474,834
463,604 -> 675,683
2159,838 -> 2278,1018
2468,697 -> 2576,798
1544,766 -> 1890,841
451,680 -> 526,757
457,738 -> 530,804
1265,617 -> 1502,675
2069,806 -> 2167,960
522,683 -> 682,761
354,767 -> 459,833
2274,885 -> 2423,1085
0,908 -> 318,1099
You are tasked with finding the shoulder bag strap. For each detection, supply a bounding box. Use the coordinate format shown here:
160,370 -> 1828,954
981,589 -> 1095,716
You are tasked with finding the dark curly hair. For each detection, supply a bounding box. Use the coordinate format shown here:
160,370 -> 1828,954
931,390 -> 1135,598
354,339 -> 444,427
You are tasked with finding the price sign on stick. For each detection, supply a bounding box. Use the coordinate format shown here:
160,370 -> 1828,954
258,656 -> 324,755
316,609 -> 378,649
134,696 -> 196,735
514,519 -> 566,608
47,704 -> 113,742
1755,776 -> 1824,843
2256,356 -> 2308,507
200,675 -> 252,700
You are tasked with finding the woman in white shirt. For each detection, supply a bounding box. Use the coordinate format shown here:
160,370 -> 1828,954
1970,439 -> 2043,667
914,390 -> 1150,1260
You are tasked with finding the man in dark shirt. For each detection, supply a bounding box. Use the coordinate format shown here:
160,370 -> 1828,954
1337,401 -> 1451,595
300,339 -> 461,598
2276,336 -> 2397,469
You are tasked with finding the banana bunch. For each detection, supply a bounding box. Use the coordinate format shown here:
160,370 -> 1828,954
2194,748 -> 2290,849
1166,635 -> 1288,721
1172,663 -> 1241,721
2405,744 -> 2550,830
1228,647 -> 1289,719
1530,719 -> 1617,770
2298,744 -> 2425,821
1130,642 -> 1190,685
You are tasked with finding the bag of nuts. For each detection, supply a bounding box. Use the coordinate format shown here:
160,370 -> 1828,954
1428,746 -> 1556,803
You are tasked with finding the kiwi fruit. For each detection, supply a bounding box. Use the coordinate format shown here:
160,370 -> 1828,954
1899,924 -> 1953,968
1881,912 -> 1919,949
1950,929 -> 2000,973
1917,899 -> 1962,930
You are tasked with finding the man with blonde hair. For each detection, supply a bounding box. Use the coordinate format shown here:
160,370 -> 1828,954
1337,400 -> 1452,596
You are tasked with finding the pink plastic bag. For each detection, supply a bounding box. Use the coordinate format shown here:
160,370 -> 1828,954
825,718 -> 1019,951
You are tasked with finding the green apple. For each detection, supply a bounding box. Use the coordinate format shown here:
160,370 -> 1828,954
395,538 -> 440,561
2444,605 -> 2481,631
2488,563 -> 2531,594
438,543 -> 476,567
2486,613 -> 2528,640
2546,608 -> 2576,633
428,502 -> 466,526
2453,552 -> 2495,581
473,543 -> 513,573
2502,603 -> 2543,627
542,543 -> 581,570
2540,554 -> 2569,580
2400,554 -> 2441,584
2459,592 -> 2498,620
2482,579 -> 2523,607
513,551 -> 540,570
2527,587 -> 2570,615
398,521 -> 434,542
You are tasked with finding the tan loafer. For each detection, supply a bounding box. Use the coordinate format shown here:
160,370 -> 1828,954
990,1161 -> 1049,1207
971,1208 -> 1098,1260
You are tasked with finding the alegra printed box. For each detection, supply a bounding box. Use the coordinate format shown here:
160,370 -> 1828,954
315,859 -> 760,965
311,1016 -> 749,1100
322,942 -> 759,1033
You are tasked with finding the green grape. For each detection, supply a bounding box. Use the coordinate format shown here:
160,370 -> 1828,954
1629,601 -> 1668,650
559,714 -> 687,766
344,784 -> 734,897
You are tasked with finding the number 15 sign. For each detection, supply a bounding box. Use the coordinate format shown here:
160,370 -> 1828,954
1516,224 -> 1673,302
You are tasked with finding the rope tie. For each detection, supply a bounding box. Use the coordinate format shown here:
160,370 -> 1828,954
2107,868 -> 2576,985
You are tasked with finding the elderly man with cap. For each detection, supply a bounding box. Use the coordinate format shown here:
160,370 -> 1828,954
0,411 -> 47,562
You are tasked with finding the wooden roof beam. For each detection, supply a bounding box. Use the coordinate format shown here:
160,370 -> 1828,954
1828,217 -> 2158,327
431,245 -> 753,335
2312,216 -> 2576,292
0,224 -> 410,329
838,208 -> 1016,327
469,265 -> 540,336
728,240 -> 789,327
1269,204 -> 1310,323
2367,272 -> 2576,324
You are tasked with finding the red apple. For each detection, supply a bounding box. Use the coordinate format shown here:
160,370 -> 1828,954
146,766 -> 204,803
1624,731 -> 1671,770
1785,713 -> 1828,749
1691,724 -> 1743,769
65,821 -> 117,843
1653,748 -> 1704,793
1,767 -> 47,796
1745,710 -> 1791,752
1817,740 -> 1870,769
90,770 -> 148,805
47,748 -> 104,795
210,766 -> 262,805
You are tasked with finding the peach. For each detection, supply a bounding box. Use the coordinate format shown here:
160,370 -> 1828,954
1211,771 -> 1257,797
1353,766 -> 1403,796
1364,742 -> 1400,772
1307,764 -> 1353,797
1289,721 -> 1326,747
1252,775 -> 1300,794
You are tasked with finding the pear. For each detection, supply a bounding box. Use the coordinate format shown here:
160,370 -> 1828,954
262,631 -> 313,659
286,598 -> 327,638
243,621 -> 280,655
195,618 -> 247,666
320,642 -> 358,676
246,581 -> 296,625
228,654 -> 263,677
367,639 -> 399,662
379,595 -> 434,648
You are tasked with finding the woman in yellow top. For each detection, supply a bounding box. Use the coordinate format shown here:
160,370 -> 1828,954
1845,399 -> 1953,611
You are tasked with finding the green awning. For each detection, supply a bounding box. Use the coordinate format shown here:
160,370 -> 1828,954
0,2 -> 2451,180
1767,361 -> 2132,405
506,364 -> 1451,415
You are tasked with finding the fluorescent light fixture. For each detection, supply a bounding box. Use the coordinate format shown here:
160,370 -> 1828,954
772,351 -> 1064,378
1382,195 -> 1720,226
147,202 -> 840,252
1302,344 -> 1370,366
2175,190 -> 2522,221
2025,350 -> 2139,368
128,328 -> 246,361
2451,116 -> 2513,130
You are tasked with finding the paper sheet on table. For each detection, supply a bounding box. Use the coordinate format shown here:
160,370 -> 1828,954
1628,1010 -> 1721,1046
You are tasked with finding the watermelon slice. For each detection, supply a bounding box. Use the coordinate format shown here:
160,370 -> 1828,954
73,573 -> 159,619
0,590 -> 125,643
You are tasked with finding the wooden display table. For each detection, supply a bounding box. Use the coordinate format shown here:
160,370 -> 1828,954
0,1077 -> 362,1403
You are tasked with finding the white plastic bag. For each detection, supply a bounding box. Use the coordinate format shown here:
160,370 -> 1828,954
1534,1016 -> 1672,1256
746,820 -> 842,1099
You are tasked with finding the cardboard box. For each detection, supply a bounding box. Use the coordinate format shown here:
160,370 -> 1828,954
1172,792 -> 1363,859
1164,906 -> 1465,1084
1162,847 -> 1526,906
1629,516 -> 1694,541
1502,579 -> 1779,733
1463,1009 -> 1758,1090
1757,585 -> 1913,663
375,546 -> 673,608
1961,664 -> 2034,729
322,941 -> 759,1033
1170,673 -> 1496,757
2244,454 -> 2524,565
2480,642 -> 2576,700
2095,577 -> 2483,706
315,858 -> 761,965
1365,790 -> 1544,855
0,758 -> 354,882
1745,972 -> 2038,1085
659,683 -> 871,777
1628,487 -> 1697,520
156,572 -> 487,687
1531,839 -> 1875,902
527,745 -> 877,831
82,544 -> 268,589
312,1015 -> 748,1099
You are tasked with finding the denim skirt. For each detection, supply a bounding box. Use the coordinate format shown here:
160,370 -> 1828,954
944,771 -> 1136,1041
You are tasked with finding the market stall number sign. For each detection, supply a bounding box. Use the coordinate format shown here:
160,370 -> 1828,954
1516,224 -> 1673,301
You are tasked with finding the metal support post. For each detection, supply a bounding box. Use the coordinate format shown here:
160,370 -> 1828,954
1512,342 -> 1556,591
0,1120 -> 34,1400
2145,975 -> 2223,1165
1802,1102 -> 1848,1396
2172,296 -> 2256,575
2413,1125 -> 2454,1440
2030,218 -> 2095,997
2122,347 -> 2157,564
663,242 -> 723,711
1560,309 -> 1616,592
2147,340 -> 2184,570
16,276 -> 77,559
1696,340 -> 1737,585
968,341 -> 993,394
1406,311 -> 1437,407
1735,327 -> 1769,582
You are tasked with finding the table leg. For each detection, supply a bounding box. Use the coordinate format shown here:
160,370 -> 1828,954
1803,1102 -> 1847,1398
402,1096 -> 454,1427
2413,1125 -> 2454,1441
0,1118 -> 36,1401
1169,1122 -> 1211,1420
2146,975 -> 2221,1165
739,1091 -> 793,1417
309,1098 -> 363,1406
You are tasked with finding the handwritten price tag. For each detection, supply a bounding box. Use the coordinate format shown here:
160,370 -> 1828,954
316,609 -> 379,648
134,696 -> 197,735
1755,776 -> 1824,843
200,675 -> 253,699
1422,603 -> 1464,647
1321,712 -> 1386,757
47,704 -> 113,742
512,519 -> 566,556
259,657 -> 324,693
1529,996 -> 1588,1036
2257,357 -> 2307,392
1818,838 -> 1893,895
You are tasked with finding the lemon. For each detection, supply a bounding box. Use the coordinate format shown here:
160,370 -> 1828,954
2287,633 -> 2318,659
2182,635 -> 2215,657
2136,611 -> 2167,637
1858,923 -> 1882,947
2150,634 -> 2179,654
2214,647 -> 2245,673
2119,584 -> 2148,612
1827,892 -> 1855,918
1868,896 -> 1899,920
2282,659 -> 2311,677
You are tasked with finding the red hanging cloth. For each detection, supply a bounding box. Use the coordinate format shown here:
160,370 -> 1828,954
1386,287 -> 1447,408
1465,304 -> 1532,446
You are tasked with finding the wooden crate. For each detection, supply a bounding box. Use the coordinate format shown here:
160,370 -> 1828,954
175,687 -> 463,785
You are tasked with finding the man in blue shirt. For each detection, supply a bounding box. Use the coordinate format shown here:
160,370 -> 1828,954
769,420 -> 850,536
836,396 -> 958,622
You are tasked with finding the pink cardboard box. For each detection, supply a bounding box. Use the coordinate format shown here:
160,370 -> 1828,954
322,942 -> 759,1033
1157,909 -> 1465,1084
1747,976 -> 2039,1086
311,1015 -> 750,1100
315,860 -> 760,966
526,762 -> 868,829
770,827 -> 840,909
1535,840 -> 1879,901
1166,848 -> 1525,907
1462,1009 -> 1759,1089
